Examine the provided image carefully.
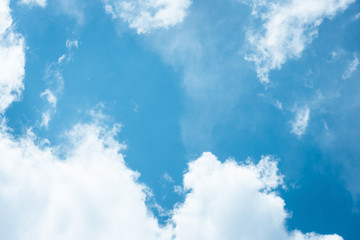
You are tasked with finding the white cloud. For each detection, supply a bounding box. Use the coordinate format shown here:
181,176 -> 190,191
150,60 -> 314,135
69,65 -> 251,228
245,0 -> 355,83
40,38 -> 79,128
290,106 -> 310,136
0,124 -> 343,240
40,89 -> 57,128
0,0 -> 25,113
0,121 -> 172,240
19,0 -> 47,8
103,0 -> 192,34
353,12 -> 360,21
66,39 -> 79,49
38,65 -> 63,128
342,54 -> 359,79
171,153 -> 341,240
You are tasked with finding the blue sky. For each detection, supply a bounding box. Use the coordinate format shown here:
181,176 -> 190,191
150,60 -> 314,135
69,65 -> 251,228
1,0 -> 360,239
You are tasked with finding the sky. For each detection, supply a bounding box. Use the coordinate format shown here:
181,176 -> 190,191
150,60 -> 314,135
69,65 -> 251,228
0,0 -> 360,239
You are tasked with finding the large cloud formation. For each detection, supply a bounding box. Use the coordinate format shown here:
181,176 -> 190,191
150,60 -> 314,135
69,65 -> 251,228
103,0 -> 192,34
0,127 -> 343,239
245,0 -> 355,83
0,1 -> 344,239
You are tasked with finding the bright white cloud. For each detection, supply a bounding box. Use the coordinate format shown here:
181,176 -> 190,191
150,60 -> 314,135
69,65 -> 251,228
342,54 -> 359,79
103,0 -> 192,34
0,121 -> 172,240
171,153 -> 341,240
245,0 -> 355,83
19,0 -> 47,7
0,125 -> 343,240
0,0 -> 25,113
290,106 -> 310,136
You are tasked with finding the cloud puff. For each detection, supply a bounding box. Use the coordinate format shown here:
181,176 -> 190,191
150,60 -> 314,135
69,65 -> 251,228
245,0 -> 355,83
290,106 -> 310,136
342,53 -> 359,80
103,0 -> 192,34
0,0 -> 25,113
19,0 -> 47,8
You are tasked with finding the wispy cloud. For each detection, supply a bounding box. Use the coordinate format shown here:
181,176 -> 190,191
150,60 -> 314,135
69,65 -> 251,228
353,12 -> 360,21
291,106 -> 310,137
19,0 -> 47,8
39,38 -> 79,128
245,0 -> 355,83
103,0 -> 192,34
342,53 -> 359,80
40,89 -> 57,128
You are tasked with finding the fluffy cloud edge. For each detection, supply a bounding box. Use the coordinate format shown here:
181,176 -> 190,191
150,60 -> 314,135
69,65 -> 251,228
0,122 -> 343,240
0,0 -> 26,113
103,0 -> 192,34
245,0 -> 355,83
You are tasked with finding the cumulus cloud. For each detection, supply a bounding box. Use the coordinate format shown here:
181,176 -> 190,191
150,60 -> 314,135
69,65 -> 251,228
290,106 -> 310,136
171,153 -> 341,240
342,53 -> 359,80
0,121 -> 172,240
0,0 -> 25,113
0,126 -> 343,240
103,0 -> 192,34
245,0 -> 355,83
19,0 -> 47,8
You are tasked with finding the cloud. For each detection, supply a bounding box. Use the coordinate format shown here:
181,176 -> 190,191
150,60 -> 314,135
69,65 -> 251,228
245,0 -> 355,83
342,53 -> 359,80
353,12 -> 360,21
66,39 -> 79,49
103,0 -> 192,34
53,0 -> 87,25
0,123 -> 343,240
19,0 -> 47,8
40,89 -> 57,128
39,38 -> 78,128
171,153 -> 341,240
0,0 -> 25,113
290,106 -> 310,136
0,121 -> 173,240
0,1 -> 347,238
